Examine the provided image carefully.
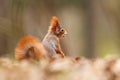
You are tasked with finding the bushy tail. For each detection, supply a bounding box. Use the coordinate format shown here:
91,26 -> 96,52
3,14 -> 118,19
15,35 -> 46,61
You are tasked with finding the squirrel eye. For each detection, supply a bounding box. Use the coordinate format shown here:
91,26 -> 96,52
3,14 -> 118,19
61,29 -> 64,32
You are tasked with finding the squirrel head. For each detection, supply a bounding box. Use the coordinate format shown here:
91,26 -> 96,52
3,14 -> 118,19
49,16 -> 67,38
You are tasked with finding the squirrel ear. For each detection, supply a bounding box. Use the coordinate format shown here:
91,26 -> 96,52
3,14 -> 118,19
49,16 -> 60,31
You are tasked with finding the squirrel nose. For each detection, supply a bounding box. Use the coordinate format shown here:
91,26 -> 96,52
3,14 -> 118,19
64,31 -> 68,35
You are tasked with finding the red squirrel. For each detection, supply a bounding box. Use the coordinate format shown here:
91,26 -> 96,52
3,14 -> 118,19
15,16 -> 67,60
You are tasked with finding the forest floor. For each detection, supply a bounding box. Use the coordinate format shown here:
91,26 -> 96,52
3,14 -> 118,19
0,57 -> 119,80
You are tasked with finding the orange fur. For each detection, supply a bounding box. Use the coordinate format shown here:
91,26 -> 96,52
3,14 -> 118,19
49,16 -> 59,31
15,35 -> 46,61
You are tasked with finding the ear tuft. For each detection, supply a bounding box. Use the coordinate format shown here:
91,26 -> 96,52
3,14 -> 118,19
49,16 -> 59,31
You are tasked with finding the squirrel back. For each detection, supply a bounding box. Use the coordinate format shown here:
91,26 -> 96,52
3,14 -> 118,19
15,35 -> 46,61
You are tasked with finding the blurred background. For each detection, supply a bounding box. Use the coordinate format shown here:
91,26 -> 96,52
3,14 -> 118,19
0,0 -> 120,58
